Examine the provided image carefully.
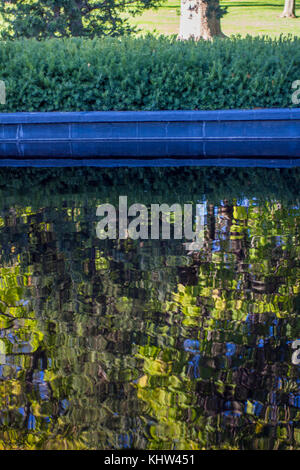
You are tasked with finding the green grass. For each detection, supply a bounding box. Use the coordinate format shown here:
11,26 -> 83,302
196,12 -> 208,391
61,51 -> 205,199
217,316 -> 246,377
130,0 -> 300,38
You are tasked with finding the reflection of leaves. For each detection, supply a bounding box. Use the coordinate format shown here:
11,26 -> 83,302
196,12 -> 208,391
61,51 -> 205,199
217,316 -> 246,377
136,198 -> 300,450
0,172 -> 299,450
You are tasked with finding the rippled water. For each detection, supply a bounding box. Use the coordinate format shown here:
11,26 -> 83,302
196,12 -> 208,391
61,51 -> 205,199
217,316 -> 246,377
0,166 -> 299,450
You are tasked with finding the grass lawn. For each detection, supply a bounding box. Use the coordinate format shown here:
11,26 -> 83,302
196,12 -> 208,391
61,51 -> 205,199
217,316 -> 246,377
130,0 -> 300,38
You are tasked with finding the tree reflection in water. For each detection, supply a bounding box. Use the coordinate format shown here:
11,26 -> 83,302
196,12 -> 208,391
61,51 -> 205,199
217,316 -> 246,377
0,167 -> 299,450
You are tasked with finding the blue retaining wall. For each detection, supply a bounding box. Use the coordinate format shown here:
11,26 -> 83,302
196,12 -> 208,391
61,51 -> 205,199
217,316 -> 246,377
0,108 -> 300,158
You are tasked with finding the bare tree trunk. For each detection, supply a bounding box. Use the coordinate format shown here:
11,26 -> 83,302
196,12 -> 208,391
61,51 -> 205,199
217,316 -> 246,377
179,0 -> 225,40
280,0 -> 296,17
200,0 -> 226,39
179,0 -> 202,40
69,0 -> 84,36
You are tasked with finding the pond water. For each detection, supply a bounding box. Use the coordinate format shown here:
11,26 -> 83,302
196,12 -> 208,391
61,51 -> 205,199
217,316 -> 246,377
0,166 -> 299,450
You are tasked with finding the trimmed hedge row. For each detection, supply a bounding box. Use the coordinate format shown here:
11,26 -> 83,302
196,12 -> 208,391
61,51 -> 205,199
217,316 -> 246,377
0,34 -> 300,112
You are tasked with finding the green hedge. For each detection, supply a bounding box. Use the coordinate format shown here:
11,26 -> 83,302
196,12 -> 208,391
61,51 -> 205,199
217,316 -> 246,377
0,35 -> 300,112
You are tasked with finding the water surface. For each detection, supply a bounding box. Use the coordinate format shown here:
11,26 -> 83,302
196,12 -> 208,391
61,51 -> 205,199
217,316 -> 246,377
0,166 -> 299,450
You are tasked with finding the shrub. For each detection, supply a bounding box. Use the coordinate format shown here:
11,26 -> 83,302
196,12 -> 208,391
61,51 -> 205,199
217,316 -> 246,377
0,34 -> 299,112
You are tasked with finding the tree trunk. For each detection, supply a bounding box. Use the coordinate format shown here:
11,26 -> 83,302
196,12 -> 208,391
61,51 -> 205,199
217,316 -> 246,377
179,0 -> 202,40
69,0 -> 84,36
200,0 -> 226,39
280,0 -> 296,17
179,0 -> 225,40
